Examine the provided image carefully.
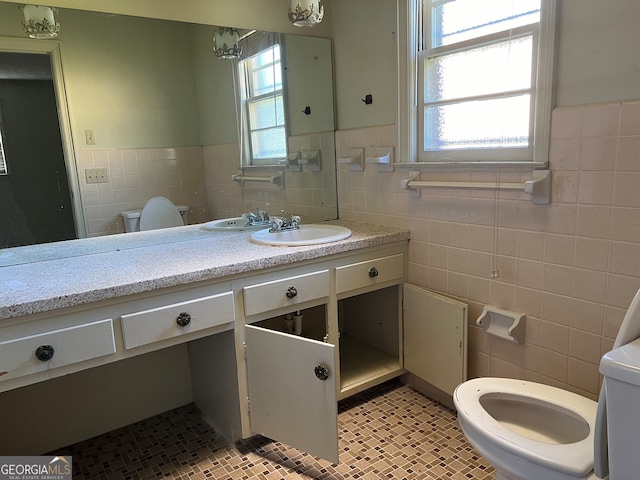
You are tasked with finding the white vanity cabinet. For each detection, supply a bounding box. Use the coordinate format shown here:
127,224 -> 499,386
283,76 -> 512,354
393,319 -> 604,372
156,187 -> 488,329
1,229 -> 467,460
209,242 -> 468,465
0,318 -> 116,383
335,253 -> 406,399
120,291 -> 234,349
0,280 -> 234,394
238,265 -> 338,462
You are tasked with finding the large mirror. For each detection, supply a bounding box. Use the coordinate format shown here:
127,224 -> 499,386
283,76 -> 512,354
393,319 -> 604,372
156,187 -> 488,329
0,2 -> 337,256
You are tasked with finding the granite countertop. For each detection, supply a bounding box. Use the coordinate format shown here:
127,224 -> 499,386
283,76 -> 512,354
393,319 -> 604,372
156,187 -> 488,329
0,221 -> 410,320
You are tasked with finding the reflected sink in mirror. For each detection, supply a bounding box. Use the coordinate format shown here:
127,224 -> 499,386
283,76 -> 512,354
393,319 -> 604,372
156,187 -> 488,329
0,2 -> 337,259
250,224 -> 352,246
200,217 -> 266,232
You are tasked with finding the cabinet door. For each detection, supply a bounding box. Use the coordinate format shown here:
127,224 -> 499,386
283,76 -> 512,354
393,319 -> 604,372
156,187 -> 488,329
403,284 -> 467,396
245,325 -> 338,464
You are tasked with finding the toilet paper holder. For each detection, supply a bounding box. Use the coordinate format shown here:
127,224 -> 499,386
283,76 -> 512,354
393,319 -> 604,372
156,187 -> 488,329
477,305 -> 526,343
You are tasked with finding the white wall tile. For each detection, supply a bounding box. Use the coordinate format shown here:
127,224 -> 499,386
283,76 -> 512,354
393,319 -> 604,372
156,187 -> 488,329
615,136 -> 640,171
336,101 -> 640,387
613,172 -> 640,207
620,102 -> 640,135
577,172 -> 614,205
576,205 -> 612,239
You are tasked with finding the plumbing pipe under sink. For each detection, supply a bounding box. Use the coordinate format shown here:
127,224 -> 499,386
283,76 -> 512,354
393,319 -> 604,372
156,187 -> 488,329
284,311 -> 303,335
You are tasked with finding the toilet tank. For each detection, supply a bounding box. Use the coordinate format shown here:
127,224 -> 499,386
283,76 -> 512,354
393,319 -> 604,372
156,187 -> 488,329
121,205 -> 189,232
600,337 -> 640,480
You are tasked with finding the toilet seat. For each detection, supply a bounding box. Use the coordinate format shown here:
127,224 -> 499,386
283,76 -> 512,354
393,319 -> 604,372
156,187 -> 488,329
139,196 -> 184,231
454,378 -> 597,478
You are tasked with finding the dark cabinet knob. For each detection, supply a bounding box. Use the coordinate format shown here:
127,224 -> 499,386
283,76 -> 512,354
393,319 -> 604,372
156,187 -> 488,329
314,364 -> 330,380
368,267 -> 379,278
35,345 -> 55,362
286,286 -> 298,298
176,312 -> 191,327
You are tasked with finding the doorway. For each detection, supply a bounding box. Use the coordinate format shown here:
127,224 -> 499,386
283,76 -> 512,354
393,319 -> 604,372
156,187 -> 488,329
0,39 -> 83,248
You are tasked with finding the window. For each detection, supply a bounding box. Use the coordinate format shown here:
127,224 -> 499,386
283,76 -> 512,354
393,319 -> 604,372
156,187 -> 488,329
237,33 -> 288,166
415,0 -> 556,164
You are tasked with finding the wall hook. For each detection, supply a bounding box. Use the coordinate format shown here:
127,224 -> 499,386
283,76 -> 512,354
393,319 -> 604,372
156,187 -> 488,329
361,94 -> 373,105
302,106 -> 311,115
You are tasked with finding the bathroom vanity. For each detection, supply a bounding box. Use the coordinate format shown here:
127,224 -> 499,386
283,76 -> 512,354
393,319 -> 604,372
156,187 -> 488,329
0,221 -> 467,461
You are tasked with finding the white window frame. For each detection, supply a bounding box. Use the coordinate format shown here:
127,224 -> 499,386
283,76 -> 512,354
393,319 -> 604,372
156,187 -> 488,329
237,41 -> 289,167
397,0 -> 556,167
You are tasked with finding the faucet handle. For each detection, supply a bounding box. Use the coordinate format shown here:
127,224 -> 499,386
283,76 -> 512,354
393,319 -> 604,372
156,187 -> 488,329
270,217 -> 284,232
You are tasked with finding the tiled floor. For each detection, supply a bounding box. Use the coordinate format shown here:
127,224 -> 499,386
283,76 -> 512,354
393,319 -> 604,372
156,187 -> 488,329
56,380 -> 495,479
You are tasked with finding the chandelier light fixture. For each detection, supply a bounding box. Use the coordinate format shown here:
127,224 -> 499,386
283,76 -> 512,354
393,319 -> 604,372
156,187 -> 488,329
288,0 -> 324,27
21,4 -> 60,39
213,26 -> 242,60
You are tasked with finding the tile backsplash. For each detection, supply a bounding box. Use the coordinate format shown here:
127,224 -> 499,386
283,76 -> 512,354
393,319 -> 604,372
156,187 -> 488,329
76,146 -> 209,237
337,100 -> 640,400
76,131 -> 337,237
203,132 -> 337,224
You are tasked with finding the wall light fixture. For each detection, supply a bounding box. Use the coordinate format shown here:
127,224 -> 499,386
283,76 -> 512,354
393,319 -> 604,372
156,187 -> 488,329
213,26 -> 242,60
288,0 -> 324,27
21,4 -> 59,39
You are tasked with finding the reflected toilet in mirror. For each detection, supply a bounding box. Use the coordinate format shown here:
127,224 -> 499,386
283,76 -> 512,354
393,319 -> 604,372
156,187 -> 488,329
122,197 -> 188,233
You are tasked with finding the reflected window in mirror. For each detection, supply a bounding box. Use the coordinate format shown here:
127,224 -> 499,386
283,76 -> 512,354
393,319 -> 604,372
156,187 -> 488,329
237,32 -> 288,166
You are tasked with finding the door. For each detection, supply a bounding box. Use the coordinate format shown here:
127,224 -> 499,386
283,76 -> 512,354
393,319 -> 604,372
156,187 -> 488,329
0,51 -> 76,247
403,284 -> 468,396
245,324 -> 338,464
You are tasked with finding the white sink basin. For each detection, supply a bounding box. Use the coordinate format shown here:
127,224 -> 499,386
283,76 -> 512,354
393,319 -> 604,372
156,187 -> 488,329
200,217 -> 266,232
250,224 -> 352,246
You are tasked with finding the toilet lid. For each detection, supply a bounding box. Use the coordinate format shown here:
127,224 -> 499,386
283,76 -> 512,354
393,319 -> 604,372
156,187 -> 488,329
139,196 -> 184,231
454,378 -> 597,477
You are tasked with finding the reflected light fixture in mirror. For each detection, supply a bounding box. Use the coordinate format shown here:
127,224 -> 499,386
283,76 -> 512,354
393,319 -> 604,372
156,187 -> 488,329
213,26 -> 241,60
20,4 -> 59,39
288,0 -> 324,27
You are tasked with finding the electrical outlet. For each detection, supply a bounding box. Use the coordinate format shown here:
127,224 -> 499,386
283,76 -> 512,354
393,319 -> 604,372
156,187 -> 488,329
85,129 -> 96,145
85,168 -> 109,184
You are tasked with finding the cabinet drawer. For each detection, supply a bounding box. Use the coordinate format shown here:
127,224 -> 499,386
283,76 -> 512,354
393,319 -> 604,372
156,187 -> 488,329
336,254 -> 404,294
243,270 -> 330,317
121,291 -> 235,349
0,319 -> 115,380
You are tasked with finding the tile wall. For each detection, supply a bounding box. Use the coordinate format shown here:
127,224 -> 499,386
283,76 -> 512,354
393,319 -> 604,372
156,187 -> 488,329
337,100 -> 640,400
76,146 -> 209,237
203,131 -> 338,223
76,131 -> 337,237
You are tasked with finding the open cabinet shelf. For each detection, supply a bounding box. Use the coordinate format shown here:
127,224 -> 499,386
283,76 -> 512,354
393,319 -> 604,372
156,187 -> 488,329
337,284 -> 403,399
339,334 -> 403,397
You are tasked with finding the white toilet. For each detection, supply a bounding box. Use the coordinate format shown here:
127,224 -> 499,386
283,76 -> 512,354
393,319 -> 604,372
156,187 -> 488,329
454,288 -> 640,480
121,196 -> 188,232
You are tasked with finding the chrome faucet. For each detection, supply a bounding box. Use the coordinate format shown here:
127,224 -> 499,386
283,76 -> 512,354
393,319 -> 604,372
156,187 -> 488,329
243,208 -> 270,227
269,210 -> 301,233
